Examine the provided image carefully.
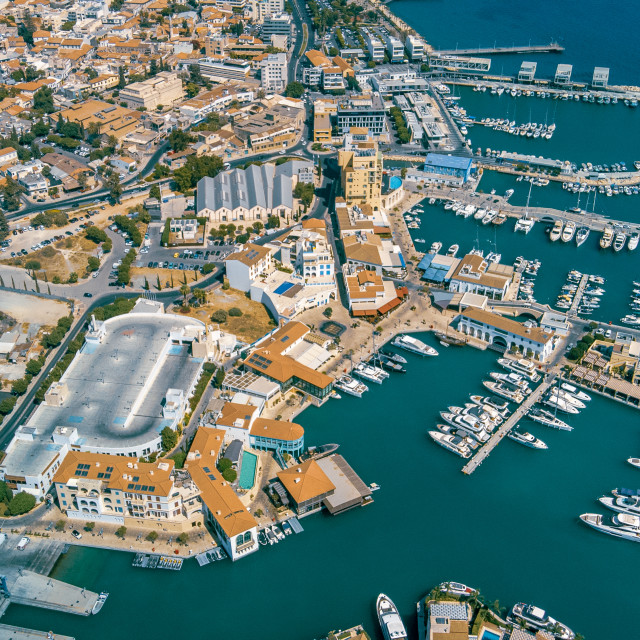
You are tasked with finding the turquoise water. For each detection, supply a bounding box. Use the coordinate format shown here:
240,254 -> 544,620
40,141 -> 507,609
239,451 -> 257,490
480,630 -> 501,640
4,339 -> 640,638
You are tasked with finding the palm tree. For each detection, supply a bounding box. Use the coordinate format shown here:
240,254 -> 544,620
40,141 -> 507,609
192,288 -> 206,304
180,284 -> 190,303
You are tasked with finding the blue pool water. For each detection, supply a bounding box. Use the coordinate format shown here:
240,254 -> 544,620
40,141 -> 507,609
481,630 -> 501,640
389,176 -> 403,190
238,452 -> 257,490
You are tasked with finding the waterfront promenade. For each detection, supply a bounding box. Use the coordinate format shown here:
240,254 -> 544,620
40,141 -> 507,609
462,371 -> 557,475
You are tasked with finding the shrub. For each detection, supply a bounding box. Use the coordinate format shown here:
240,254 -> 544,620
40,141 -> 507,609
8,491 -> 36,515
84,521 -> 95,532
0,480 -> 13,504
41,246 -> 56,258
25,260 -> 41,270
177,532 -> 189,545
55,520 -> 65,531
11,378 -> 29,395
222,468 -> 237,483
115,525 -> 127,538
161,426 -> 178,451
85,227 -> 108,244
211,309 -> 227,323
217,457 -> 232,472
170,450 -> 187,469
146,531 -> 158,542
228,307 -> 243,317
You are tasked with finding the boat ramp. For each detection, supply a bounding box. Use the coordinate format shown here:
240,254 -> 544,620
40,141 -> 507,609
462,373 -> 557,475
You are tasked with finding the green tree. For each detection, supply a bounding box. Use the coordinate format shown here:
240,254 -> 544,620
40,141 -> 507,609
228,307 -> 242,317
33,87 -> 55,113
84,521 -> 96,532
106,172 -> 123,203
217,457 -> 232,472
293,181 -> 315,207
1,177 -> 25,211
26,358 -> 44,376
267,215 -> 280,229
8,491 -> 36,515
180,283 -> 190,302
149,184 -> 161,200
168,129 -> 193,152
115,525 -> 127,538
284,81 -> 305,98
210,309 -> 227,323
146,531 -> 159,542
214,367 -> 225,388
0,480 -> 12,504
173,155 -> 223,191
87,256 -> 100,272
177,532 -> 189,545
11,378 -> 29,395
222,468 -> 237,483
161,426 -> 178,451
55,520 -> 65,531
25,259 -> 41,271
86,227 -> 108,243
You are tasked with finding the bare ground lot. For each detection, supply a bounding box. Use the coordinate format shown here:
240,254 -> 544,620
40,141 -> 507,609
0,291 -> 70,324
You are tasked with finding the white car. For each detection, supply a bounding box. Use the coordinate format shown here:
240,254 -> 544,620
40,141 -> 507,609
17,536 -> 30,550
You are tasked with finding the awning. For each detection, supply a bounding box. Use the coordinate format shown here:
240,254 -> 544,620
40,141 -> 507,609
378,297 -> 402,314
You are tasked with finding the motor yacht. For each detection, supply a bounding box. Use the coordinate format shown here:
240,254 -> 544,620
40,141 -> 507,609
549,220 -> 563,241
482,380 -> 524,403
628,232 -> 639,251
599,488 -> 640,517
497,357 -> 540,381
508,602 -> 575,640
600,225 -> 614,249
438,582 -> 478,597
561,220 -> 576,242
560,383 -> 591,402
508,430 -> 548,449
376,594 -> 408,640
428,431 -> 472,459
613,232 -> 627,252
580,512 -> 640,543
543,394 -> 580,414
528,408 -> 572,431
392,334 -> 438,356
548,388 -> 586,409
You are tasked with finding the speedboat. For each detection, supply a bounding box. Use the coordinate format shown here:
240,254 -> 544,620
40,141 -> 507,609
508,430 -> 548,449
376,594 -> 408,640
438,581 -> 478,597
446,244 -> 459,257
429,241 -> 442,254
334,375 -> 368,397
381,350 -> 407,365
508,602 -> 575,640
549,220 -> 563,241
428,431 -> 472,459
528,408 -> 572,431
560,383 -> 591,402
613,232 -> 627,252
600,225 -> 614,249
548,388 -> 586,409
628,232 -> 639,251
92,592 -> 109,615
575,227 -> 590,247
377,354 -> 406,373
599,488 -> 640,517
272,524 -> 285,541
497,357 -> 540,381
392,334 -> 438,356
561,220 -> 576,242
628,457 -> 640,469
580,512 -> 640,543
258,530 -> 269,546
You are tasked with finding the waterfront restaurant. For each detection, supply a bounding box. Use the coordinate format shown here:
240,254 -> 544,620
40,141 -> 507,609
457,308 -> 555,361
277,459 -> 335,516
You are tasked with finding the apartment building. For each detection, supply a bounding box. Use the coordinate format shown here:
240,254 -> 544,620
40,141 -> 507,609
260,52 -> 288,92
336,94 -> 386,135
406,34 -> 426,61
120,72 -> 184,110
224,244 -> 273,292
338,135 -> 383,209
261,13 -> 292,47
383,33 -> 404,63
363,29 -> 385,62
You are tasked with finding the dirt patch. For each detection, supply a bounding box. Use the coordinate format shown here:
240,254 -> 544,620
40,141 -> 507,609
130,267 -> 204,290
0,291 -> 70,324
176,287 -> 277,343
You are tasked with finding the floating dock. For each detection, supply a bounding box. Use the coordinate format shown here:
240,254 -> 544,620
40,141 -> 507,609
435,43 -> 565,56
568,274 -> 590,316
132,553 -> 183,570
462,374 -> 556,475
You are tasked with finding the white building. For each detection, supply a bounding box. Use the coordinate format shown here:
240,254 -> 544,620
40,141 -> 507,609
260,52 -> 288,92
383,33 -> 404,63
448,254 -> 512,300
406,35 -> 426,61
224,243 -> 273,292
363,30 -> 385,62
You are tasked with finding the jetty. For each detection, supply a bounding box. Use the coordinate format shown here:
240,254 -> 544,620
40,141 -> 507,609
0,624 -> 76,640
568,274 -> 589,316
462,373 -> 556,475
435,42 -> 564,56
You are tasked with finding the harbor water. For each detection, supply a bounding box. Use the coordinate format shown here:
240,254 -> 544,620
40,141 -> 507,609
3,338 -> 640,639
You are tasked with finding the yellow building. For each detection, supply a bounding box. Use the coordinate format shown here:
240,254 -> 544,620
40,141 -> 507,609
337,133 -> 383,210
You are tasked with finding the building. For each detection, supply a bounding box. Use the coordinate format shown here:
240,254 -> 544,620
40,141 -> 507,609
405,35 -> 426,61
196,160 -> 311,224
555,64 -> 573,86
198,58 -> 251,82
243,321 -> 334,402
421,153 -> 473,185
334,197 -> 390,237
274,219 -> 334,279
249,417 -> 304,458
185,427 -> 259,561
363,29 -> 384,62
276,459 -> 335,515
52,452 -> 201,527
457,308 -> 555,361
119,72 -> 184,110
179,86 -> 255,122
342,231 -> 406,277
0,146 -> 18,168
428,54 -> 491,73
0,302 -> 210,498
313,112 -> 332,144
260,52 -> 288,92
233,102 -> 305,153
224,243 -> 273,292
592,66 -> 610,88
60,100 -> 142,142
338,135 -> 383,209
261,13 -> 292,47
426,602 -> 470,640
343,265 -> 406,316
383,33 -> 404,63
448,254 -> 512,300
336,94 -> 386,136
518,61 -> 537,83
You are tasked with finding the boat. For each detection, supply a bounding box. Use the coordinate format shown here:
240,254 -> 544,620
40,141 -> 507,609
433,330 -> 466,346
429,241 -> 442,254
508,602 -> 575,640
600,225 -> 614,249
266,528 -> 278,544
428,431 -> 472,459
281,520 -> 293,536
482,380 -> 524,403
515,217 -> 535,234
528,408 -> 572,431
380,350 -> 407,364
561,220 -> 576,242
599,488 -> 640,517
271,524 -> 285,541
376,593 -> 408,640
436,424 -> 480,449
621,314 -> 640,326
613,232 -> 627,252
575,226 -> 590,247
392,334 -> 438,356
508,430 -> 548,449
302,444 -> 340,461
469,395 -> 510,417
446,244 -> 459,257
543,394 -> 580,415
549,220 -> 563,241
489,371 -> 531,393
560,383 -> 591,402
353,362 -> 388,384
504,189 -> 514,199
497,357 -> 540,381
258,530 -> 269,546
334,375 -> 368,397
438,581 -> 478,597
493,212 -> 508,225
580,512 -> 640,543
377,354 -> 406,373
440,412 -> 491,439
628,232 -> 639,251
627,457 -> 640,469
92,592 -> 109,615
548,388 -> 586,409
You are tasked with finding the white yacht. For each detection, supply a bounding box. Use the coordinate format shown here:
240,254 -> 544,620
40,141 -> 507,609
392,334 -> 438,356
436,424 -> 481,449
613,232 -> 627,252
429,241 -> 442,254
515,217 -> 535,233
549,220 -> 563,242
628,232 -> 639,251
580,512 -> 640,543
497,357 -> 540,381
376,594 -> 407,640
489,371 -> 531,393
508,430 -> 548,449
575,226 -> 590,247
428,431 -> 472,459
549,388 -> 585,409
469,395 -> 510,417
508,603 -> 575,640
438,582 -> 478,597
528,408 -> 572,431
561,220 -> 576,242
628,457 -> 640,469
560,383 -> 590,402
543,395 -> 580,415
353,362 -> 388,384
599,489 -> 640,517
440,412 -> 491,439
334,375 -> 368,397
447,244 -> 459,257
482,380 -> 524,403
600,225 -> 614,249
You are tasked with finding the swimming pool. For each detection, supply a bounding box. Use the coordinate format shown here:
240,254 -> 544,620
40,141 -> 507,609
480,630 -> 501,640
238,452 -> 258,490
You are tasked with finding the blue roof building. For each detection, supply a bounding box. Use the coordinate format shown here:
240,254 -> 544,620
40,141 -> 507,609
423,154 -> 473,183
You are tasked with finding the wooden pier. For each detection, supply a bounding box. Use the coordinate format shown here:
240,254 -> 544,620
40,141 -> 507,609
434,43 -> 565,56
462,374 -> 556,475
568,274 -> 589,316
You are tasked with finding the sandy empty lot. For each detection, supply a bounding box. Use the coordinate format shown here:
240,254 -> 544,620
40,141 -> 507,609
0,291 -> 70,324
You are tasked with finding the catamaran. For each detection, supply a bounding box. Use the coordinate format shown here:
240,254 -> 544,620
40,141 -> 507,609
334,374 -> 368,397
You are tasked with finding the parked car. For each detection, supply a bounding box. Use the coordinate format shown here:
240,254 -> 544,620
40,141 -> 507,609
83,292 -> 93,298
17,536 -> 30,550
71,530 -> 82,539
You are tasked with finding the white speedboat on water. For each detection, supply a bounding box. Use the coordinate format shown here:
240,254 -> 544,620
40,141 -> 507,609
628,232 -> 639,251
528,408 -> 572,431
549,220 -> 563,242
580,512 -> 640,543
447,244 -> 459,257
600,225 -> 614,249
334,375 -> 368,397
497,357 -> 540,381
508,602 -> 575,640
438,581 -> 478,597
508,430 -> 548,449
92,592 -> 109,615
628,457 -> 640,469
428,431 -> 472,459
376,594 -> 407,640
429,241 -> 442,254
548,388 -> 586,409
599,489 -> 640,517
575,226 -> 590,247
392,334 -> 438,356
613,232 -> 627,252
561,220 -> 576,242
